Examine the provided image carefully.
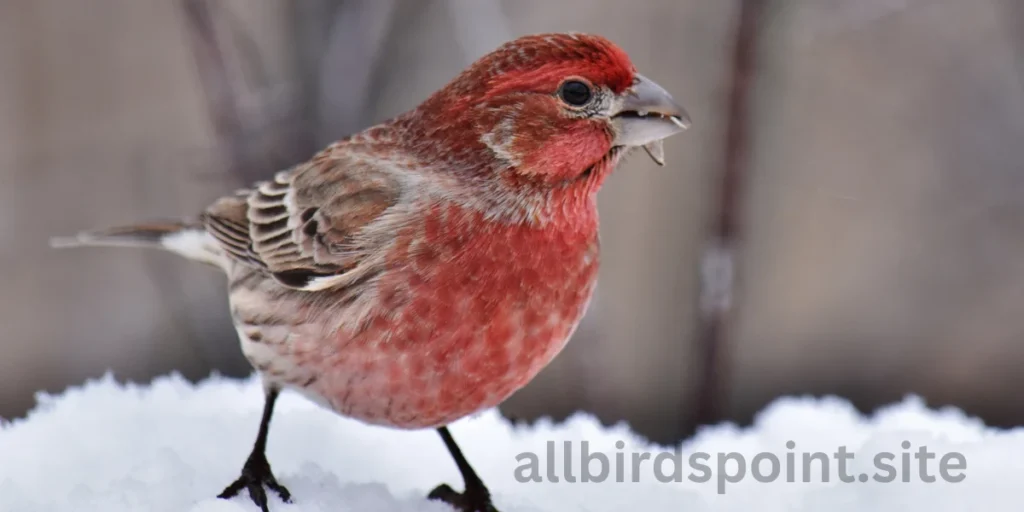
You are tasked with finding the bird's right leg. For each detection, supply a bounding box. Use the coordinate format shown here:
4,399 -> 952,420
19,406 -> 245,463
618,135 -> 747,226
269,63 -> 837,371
428,426 -> 499,512
218,386 -> 292,512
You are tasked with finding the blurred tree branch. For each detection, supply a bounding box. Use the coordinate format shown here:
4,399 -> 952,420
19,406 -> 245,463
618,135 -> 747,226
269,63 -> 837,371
1000,0 -> 1024,86
181,0 -> 310,183
689,0 -> 766,433
307,0 -> 399,144
180,0 -> 250,181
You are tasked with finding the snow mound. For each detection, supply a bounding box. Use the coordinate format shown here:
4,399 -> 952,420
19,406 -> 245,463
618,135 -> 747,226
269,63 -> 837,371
1,373 -> 1020,511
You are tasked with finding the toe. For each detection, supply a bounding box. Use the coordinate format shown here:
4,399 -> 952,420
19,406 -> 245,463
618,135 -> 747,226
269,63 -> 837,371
428,483 -> 458,502
267,480 -> 292,503
247,482 -> 270,512
427,483 -> 499,512
217,477 -> 246,499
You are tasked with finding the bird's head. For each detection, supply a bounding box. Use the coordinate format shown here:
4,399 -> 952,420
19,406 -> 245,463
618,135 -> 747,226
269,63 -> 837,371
412,33 -> 690,190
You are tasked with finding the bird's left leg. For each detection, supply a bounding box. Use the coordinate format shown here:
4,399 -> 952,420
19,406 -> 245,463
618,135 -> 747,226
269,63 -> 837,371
218,386 -> 292,512
428,426 -> 499,512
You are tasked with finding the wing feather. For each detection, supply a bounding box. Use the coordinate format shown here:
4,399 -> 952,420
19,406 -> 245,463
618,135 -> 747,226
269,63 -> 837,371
201,153 -> 405,291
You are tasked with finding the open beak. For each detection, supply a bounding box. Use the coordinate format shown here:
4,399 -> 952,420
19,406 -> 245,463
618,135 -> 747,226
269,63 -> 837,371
610,73 -> 691,166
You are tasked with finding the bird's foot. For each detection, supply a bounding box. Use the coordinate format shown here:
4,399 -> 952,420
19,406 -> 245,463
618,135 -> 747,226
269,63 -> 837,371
218,452 -> 292,512
428,483 -> 499,512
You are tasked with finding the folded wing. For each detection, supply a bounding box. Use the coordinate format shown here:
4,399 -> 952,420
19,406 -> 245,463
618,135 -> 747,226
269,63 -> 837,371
201,153 -> 404,291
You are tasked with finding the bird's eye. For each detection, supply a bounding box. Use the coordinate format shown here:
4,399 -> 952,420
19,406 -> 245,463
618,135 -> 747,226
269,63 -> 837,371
558,80 -> 592,107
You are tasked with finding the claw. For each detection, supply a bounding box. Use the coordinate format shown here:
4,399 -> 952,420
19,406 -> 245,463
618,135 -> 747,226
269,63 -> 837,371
428,483 -> 499,512
218,453 -> 291,512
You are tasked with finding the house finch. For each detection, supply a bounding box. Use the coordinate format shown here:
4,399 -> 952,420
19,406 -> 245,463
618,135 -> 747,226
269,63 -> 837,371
52,33 -> 690,512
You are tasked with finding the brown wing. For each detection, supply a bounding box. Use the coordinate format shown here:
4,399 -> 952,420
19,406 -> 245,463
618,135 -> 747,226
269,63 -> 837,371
201,153 -> 403,291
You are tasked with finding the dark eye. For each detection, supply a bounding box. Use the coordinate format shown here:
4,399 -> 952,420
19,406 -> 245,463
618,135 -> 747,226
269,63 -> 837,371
558,80 -> 592,106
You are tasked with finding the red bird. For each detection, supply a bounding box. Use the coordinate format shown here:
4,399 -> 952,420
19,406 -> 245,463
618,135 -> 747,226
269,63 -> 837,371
53,33 -> 689,511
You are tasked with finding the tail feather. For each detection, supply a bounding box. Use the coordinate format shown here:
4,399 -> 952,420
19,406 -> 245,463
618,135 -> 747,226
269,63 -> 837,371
50,221 -> 226,268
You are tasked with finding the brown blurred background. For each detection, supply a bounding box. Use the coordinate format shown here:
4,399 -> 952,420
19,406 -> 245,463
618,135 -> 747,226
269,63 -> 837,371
2,0 -> 1023,444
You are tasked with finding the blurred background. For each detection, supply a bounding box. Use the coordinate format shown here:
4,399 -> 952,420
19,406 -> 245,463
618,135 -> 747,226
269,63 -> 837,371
2,0 -> 1023,445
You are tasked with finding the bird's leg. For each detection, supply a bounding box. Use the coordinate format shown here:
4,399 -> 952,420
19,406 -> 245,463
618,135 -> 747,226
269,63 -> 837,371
428,426 -> 499,512
218,387 -> 292,512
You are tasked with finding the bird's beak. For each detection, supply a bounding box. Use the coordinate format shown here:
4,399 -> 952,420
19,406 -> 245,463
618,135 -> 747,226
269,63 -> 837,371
610,73 -> 691,166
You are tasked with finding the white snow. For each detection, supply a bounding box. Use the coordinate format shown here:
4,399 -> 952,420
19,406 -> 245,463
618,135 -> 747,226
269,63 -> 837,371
1,373 -> 1021,512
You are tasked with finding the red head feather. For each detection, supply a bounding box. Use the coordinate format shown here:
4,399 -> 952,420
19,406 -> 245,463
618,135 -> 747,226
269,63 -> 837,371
405,33 -> 639,190
463,33 -> 636,98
